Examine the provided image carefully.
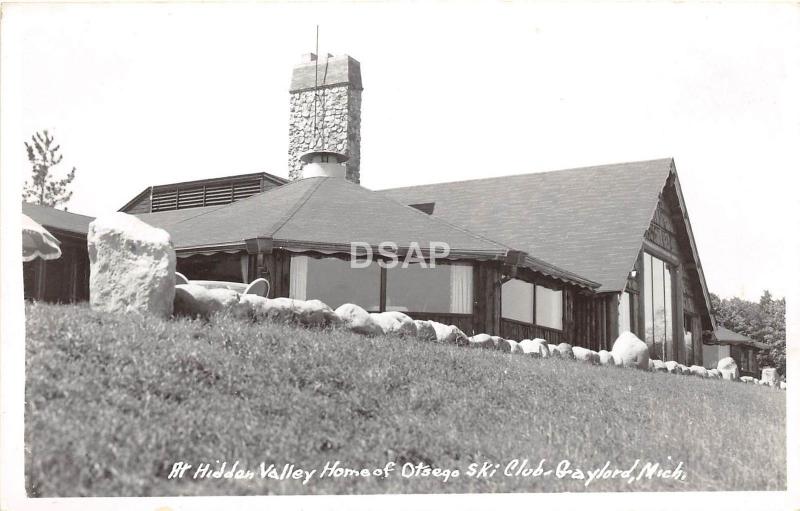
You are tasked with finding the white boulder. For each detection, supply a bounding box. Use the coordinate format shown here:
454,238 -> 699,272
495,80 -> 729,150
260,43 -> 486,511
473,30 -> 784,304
651,359 -> 667,372
610,332 -> 650,370
779,381 -> 787,390
598,350 -> 616,366
688,365 -> 708,378
414,320 -> 437,342
469,333 -> 495,349
495,338 -> 522,354
572,346 -> 599,364
370,311 -> 418,337
556,343 -> 574,359
88,212 -> 176,318
429,322 -> 469,345
173,284 -> 239,318
335,303 -> 383,336
677,364 -> 690,375
707,369 -> 722,379
740,376 -> 756,384
664,361 -> 680,374
761,367 -> 779,386
519,339 -> 550,358
548,344 -> 561,358
717,357 -> 739,381
292,299 -> 340,327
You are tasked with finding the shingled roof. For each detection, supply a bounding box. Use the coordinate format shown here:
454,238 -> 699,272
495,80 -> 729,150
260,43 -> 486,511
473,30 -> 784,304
714,326 -> 769,350
381,158 -> 676,293
22,202 -> 94,236
137,177 -> 597,288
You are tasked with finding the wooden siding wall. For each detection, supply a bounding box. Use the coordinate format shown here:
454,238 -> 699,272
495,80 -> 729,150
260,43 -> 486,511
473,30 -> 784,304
568,291 -> 615,351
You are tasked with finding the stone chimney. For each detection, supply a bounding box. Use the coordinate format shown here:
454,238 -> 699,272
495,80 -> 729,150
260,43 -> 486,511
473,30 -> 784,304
288,53 -> 362,183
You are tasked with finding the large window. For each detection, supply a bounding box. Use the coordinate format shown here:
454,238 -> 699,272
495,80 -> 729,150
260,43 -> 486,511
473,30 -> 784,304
643,252 -> 674,359
386,263 -> 472,313
290,255 -> 380,310
501,278 -> 563,330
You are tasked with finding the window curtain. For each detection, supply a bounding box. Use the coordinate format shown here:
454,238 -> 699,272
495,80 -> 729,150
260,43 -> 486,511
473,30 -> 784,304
449,264 -> 473,314
240,254 -> 250,284
535,286 -> 563,330
501,279 -> 534,323
289,255 -> 308,300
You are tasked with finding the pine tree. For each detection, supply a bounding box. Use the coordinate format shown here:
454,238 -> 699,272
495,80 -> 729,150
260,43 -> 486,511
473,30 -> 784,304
22,130 -> 76,208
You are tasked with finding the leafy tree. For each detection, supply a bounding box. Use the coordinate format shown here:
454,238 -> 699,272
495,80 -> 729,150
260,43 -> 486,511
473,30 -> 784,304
710,290 -> 786,376
22,130 -> 76,208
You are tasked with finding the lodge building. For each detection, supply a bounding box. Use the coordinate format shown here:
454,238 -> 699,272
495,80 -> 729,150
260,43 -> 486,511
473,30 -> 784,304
24,52 -> 724,367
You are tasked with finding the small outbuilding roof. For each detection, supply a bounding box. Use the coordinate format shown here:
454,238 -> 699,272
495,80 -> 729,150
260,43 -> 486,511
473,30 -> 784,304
22,202 -> 94,236
714,326 -> 769,350
138,177 -> 598,288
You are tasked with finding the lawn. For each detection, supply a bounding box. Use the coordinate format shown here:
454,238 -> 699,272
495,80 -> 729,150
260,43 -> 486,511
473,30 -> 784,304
24,302 -> 786,496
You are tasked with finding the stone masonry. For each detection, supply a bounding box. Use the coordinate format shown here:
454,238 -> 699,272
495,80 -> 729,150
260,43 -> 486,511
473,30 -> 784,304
288,54 -> 362,183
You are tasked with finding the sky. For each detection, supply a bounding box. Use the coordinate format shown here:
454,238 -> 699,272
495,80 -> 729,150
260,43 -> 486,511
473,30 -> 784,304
2,1 -> 798,301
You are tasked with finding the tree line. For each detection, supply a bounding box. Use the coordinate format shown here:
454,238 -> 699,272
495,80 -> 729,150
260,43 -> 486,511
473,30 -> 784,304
710,291 -> 786,376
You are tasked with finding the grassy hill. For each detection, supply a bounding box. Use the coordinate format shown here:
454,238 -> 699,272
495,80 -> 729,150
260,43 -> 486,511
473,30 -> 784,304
24,302 -> 785,496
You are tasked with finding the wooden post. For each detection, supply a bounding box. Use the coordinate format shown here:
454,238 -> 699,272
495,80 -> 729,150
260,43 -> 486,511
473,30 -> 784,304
379,267 -> 387,312
35,259 -> 47,301
608,293 -> 620,350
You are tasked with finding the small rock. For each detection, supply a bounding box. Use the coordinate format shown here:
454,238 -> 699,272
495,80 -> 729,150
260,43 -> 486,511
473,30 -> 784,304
469,333 -> 495,349
556,343 -> 574,359
761,367 -> 779,386
519,339 -> 549,358
598,350 -> 616,366
664,361 -> 680,374
572,346 -> 599,364
650,359 -> 667,372
414,320 -> 437,341
717,357 -> 739,381
688,365 -> 708,378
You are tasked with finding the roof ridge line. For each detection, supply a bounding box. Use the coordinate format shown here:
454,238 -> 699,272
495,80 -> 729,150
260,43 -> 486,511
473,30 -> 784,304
378,157 -> 675,192
263,178 -> 327,238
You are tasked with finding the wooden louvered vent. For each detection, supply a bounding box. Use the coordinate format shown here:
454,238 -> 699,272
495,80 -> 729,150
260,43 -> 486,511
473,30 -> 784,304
150,177 -> 264,212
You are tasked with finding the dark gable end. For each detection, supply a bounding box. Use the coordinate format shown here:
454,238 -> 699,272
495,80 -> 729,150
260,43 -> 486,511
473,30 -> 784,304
642,162 -> 716,332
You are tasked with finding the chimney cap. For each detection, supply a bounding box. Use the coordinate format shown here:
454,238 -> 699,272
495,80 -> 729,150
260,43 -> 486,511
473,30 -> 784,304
299,149 -> 349,164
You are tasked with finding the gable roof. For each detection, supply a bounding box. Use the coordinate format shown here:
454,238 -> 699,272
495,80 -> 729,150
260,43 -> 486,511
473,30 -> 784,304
381,158 -> 674,292
138,177 -> 598,288
714,326 -> 769,350
22,202 -> 94,236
